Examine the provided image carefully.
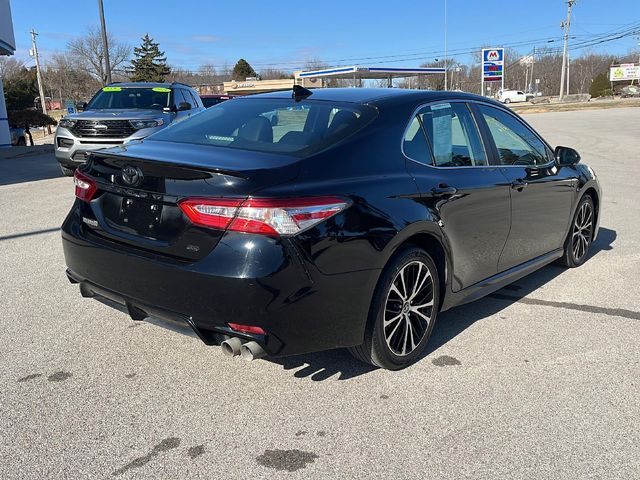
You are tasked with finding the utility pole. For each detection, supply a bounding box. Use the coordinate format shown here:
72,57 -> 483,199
98,0 -> 112,84
530,46 -> 536,94
566,52 -> 570,94
443,0 -> 448,90
30,29 -> 47,116
559,0 -> 575,101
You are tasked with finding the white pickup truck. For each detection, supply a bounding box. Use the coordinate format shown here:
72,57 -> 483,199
499,90 -> 534,104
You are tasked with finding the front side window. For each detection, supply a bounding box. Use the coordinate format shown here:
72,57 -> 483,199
172,89 -> 186,109
478,105 -> 551,166
417,102 -> 487,167
149,98 -> 377,156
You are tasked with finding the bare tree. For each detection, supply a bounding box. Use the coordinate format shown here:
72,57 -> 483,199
259,68 -> 292,80
67,26 -> 130,85
0,57 -> 26,80
44,53 -> 101,103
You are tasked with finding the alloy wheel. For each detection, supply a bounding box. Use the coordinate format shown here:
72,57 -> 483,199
383,261 -> 434,356
572,201 -> 593,262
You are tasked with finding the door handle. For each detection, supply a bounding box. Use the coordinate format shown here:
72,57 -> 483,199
431,185 -> 458,196
511,179 -> 528,190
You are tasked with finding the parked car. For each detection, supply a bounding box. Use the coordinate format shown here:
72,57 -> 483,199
54,82 -> 205,176
499,90 -> 533,104
9,127 -> 26,146
200,94 -> 235,108
62,88 -> 601,370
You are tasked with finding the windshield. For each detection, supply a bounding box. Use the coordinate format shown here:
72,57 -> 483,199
87,87 -> 171,110
149,98 -> 377,156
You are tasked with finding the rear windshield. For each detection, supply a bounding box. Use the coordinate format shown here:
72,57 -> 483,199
149,98 -> 377,156
87,87 -> 171,110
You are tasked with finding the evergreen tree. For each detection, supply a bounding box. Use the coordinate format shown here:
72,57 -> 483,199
589,72 -> 611,97
232,59 -> 257,81
129,34 -> 171,82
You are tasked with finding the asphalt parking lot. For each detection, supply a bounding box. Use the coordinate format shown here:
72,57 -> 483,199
1,107 -> 639,479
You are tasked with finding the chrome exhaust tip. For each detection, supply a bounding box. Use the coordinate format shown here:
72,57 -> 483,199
221,337 -> 244,357
240,341 -> 266,361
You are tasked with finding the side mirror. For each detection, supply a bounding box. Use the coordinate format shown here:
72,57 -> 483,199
177,102 -> 192,111
77,102 -> 87,112
555,146 -> 581,167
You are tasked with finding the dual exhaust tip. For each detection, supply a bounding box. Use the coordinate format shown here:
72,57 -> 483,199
221,337 -> 266,361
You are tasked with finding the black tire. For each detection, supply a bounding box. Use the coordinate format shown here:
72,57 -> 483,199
17,137 -> 26,146
558,195 -> 595,267
349,247 -> 440,370
60,165 -> 75,177
504,98 -> 511,104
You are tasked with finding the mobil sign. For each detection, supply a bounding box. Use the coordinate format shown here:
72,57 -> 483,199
482,48 -> 504,84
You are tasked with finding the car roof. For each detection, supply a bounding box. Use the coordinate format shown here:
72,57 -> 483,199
246,87 -> 500,107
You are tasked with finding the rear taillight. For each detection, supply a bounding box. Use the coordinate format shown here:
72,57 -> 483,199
178,196 -> 349,236
178,198 -> 243,230
74,170 -> 97,202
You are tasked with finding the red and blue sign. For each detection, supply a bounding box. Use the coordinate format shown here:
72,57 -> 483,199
482,48 -> 504,84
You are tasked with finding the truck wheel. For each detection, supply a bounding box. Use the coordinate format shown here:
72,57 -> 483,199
60,165 -> 75,177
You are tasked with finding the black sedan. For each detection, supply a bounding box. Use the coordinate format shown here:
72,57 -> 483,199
62,87 -> 601,370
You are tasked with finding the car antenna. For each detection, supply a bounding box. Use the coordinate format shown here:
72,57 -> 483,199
292,84 -> 313,101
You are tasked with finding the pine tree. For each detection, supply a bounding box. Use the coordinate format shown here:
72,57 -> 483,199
232,59 -> 257,81
129,34 -> 171,82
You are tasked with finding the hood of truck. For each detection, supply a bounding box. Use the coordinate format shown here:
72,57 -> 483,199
65,109 -> 170,121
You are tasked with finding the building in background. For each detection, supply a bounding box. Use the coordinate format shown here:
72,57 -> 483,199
0,0 -> 16,147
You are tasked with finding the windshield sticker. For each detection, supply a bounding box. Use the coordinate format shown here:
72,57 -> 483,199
152,87 -> 171,92
102,86 -> 122,92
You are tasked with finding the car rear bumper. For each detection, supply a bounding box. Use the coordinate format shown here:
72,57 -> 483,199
61,206 -> 379,356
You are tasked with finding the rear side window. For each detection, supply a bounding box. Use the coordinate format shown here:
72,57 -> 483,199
478,105 -> 550,166
405,102 -> 487,167
402,116 -> 432,164
150,98 -> 377,156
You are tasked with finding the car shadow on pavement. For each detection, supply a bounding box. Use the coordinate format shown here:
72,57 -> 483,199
0,146 -> 62,186
266,227 -> 617,381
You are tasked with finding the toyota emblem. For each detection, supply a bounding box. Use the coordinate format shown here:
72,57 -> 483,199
121,165 -> 143,186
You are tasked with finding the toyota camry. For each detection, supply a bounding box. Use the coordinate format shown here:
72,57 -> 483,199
62,87 -> 601,370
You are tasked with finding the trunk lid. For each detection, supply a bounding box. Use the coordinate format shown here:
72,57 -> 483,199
81,140 -> 299,261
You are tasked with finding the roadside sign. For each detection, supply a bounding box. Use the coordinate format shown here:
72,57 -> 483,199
481,48 -> 504,96
610,65 -> 640,81
64,100 -> 76,114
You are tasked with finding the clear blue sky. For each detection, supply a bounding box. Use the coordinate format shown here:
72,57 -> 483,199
9,0 -> 640,71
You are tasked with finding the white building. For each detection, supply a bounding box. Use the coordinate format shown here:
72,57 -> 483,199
0,0 -> 16,147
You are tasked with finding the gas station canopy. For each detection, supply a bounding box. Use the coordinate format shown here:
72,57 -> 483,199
296,66 -> 445,87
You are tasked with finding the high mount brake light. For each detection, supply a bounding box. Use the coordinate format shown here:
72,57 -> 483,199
74,170 -> 97,202
178,197 -> 349,236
